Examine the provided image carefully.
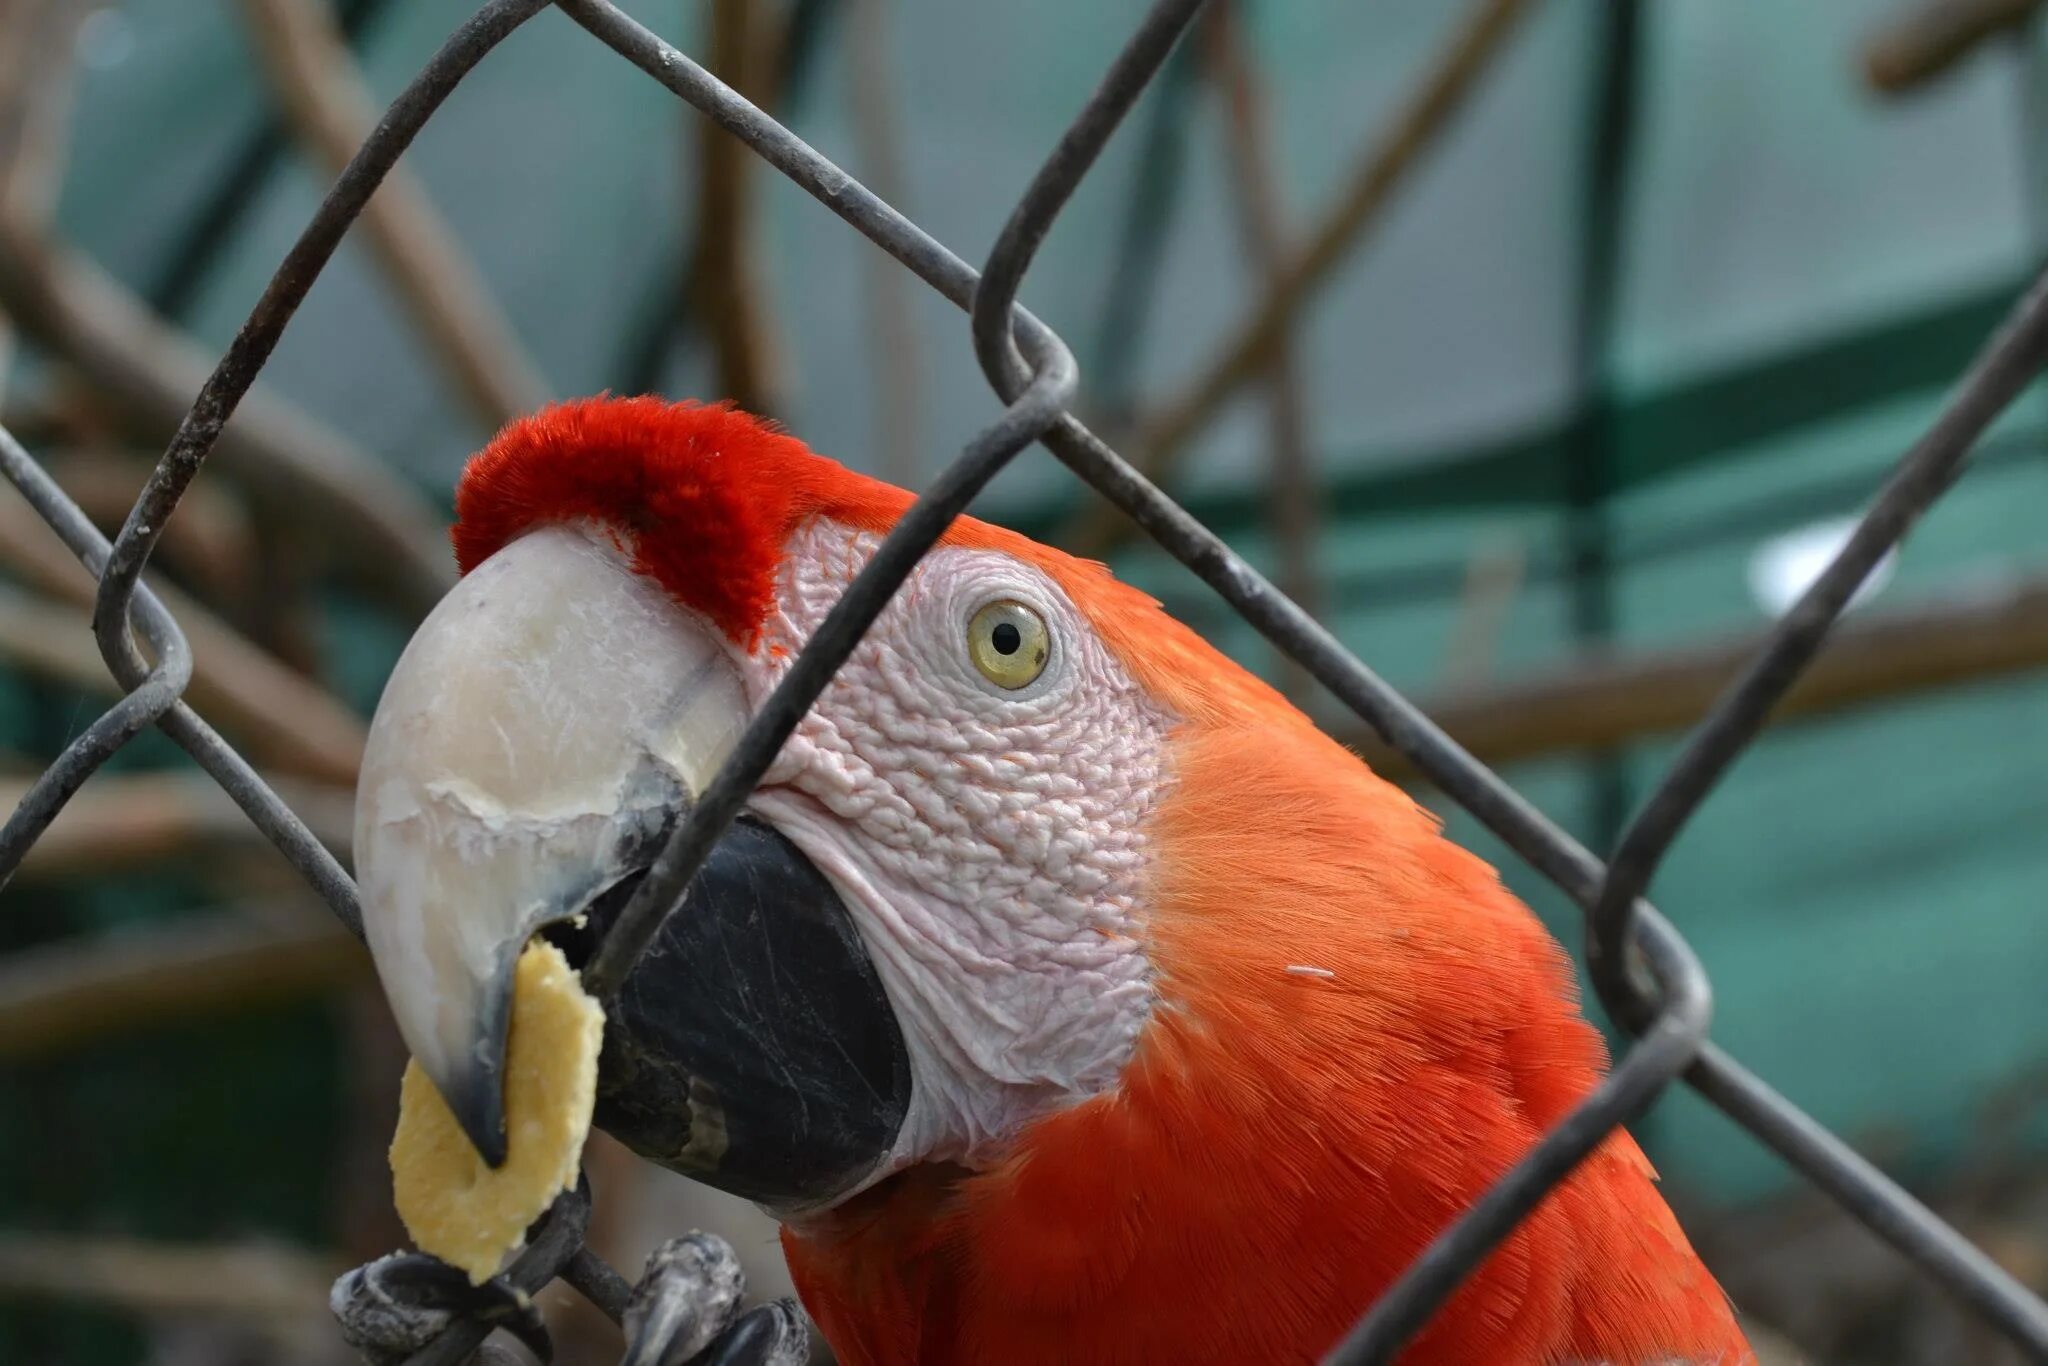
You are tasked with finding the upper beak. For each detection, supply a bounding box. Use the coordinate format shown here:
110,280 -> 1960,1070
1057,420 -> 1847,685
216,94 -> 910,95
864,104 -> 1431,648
353,524 -> 747,1165
354,522 -> 912,1209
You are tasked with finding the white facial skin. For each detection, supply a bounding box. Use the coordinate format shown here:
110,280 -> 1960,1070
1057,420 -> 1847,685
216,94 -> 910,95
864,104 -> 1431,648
738,518 -> 1177,1182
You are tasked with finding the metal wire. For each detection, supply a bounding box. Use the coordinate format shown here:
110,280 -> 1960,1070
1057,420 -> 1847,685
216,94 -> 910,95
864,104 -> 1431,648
4,1 -> 2048,1363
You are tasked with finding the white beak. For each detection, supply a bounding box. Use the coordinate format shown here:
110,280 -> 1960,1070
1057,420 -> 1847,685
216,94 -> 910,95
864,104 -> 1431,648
353,523 -> 747,1163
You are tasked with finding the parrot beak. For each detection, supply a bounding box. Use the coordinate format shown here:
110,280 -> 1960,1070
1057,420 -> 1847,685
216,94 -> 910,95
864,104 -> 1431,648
354,524 -> 910,1204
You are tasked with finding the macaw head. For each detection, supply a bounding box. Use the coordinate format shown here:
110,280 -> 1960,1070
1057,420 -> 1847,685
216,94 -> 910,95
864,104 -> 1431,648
354,395 -> 1296,1211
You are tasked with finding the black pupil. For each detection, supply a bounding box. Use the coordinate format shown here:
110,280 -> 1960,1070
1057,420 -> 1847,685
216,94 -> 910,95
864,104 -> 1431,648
991,621 -> 1022,655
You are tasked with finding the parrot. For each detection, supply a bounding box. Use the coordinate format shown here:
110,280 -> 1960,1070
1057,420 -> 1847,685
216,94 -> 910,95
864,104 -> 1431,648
352,395 -> 1755,1365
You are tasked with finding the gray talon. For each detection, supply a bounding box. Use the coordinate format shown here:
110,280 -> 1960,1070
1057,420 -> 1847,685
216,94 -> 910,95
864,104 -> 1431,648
621,1232 -> 749,1366
700,1300 -> 810,1366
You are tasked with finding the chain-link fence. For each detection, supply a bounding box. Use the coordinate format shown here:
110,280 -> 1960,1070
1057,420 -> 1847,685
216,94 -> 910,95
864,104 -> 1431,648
4,0 -> 2048,1361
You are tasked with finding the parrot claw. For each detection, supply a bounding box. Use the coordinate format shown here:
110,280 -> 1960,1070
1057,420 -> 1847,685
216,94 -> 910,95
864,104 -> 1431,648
621,1233 -> 808,1366
688,1301 -> 810,1366
331,1251 -> 554,1365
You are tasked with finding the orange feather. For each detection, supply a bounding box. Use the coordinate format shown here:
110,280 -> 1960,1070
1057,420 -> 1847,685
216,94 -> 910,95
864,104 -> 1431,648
784,716 -> 1751,1364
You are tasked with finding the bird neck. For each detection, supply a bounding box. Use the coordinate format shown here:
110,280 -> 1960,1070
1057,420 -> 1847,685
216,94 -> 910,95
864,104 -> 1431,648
781,724 -> 1751,1364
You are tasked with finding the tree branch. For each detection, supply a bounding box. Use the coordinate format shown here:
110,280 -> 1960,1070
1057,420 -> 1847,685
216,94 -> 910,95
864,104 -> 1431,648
1436,538 -> 1526,690
845,0 -> 923,484
0,907 -> 365,1059
0,492 -> 368,785
0,221 -> 454,612
1203,0 -> 1320,697
0,1233 -> 343,1322
1348,571 -> 2048,781
0,0 -> 80,413
0,769 -> 353,881
1862,0 -> 2045,93
688,0 -> 788,417
36,446 -> 258,605
0,0 -> 66,213
235,0 -> 551,429
1065,0 -> 1534,555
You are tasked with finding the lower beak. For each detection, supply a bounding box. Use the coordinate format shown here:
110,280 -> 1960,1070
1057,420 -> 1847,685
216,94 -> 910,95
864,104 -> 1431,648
354,524 -> 909,1204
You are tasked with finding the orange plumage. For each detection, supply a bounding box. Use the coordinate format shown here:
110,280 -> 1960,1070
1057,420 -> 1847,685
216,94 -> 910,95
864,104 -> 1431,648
785,722 -> 1749,1363
462,399 -> 1754,1365
782,669 -> 1750,1364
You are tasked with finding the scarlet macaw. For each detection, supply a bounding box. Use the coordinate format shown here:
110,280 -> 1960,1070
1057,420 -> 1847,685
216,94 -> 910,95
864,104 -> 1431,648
354,396 -> 1752,1364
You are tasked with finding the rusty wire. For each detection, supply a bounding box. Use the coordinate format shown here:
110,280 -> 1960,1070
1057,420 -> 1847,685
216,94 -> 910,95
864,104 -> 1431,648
4,1 -> 2048,1363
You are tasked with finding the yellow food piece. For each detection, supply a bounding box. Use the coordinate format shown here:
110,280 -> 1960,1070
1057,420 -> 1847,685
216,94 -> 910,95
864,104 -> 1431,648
389,940 -> 604,1284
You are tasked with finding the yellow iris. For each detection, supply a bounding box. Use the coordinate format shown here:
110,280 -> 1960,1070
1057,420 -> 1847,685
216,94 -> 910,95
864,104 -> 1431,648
967,599 -> 1051,689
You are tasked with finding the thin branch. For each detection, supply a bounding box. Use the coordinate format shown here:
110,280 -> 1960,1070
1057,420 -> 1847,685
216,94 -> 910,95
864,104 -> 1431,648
37,446 -> 258,605
1863,0 -> 2045,93
0,584 -> 121,692
242,496 -> 325,672
0,220 -> 454,611
688,0 -> 788,416
1436,537 -> 1527,690
0,492 -> 368,785
0,0 -> 71,221
1348,570 -> 2048,781
0,907 -> 366,1059
1064,0 -> 1534,555
0,0 -> 80,414
845,0 -> 922,483
1415,538 -> 1527,820
235,0 -> 551,429
0,1233 -> 344,1322
1086,40 -> 1198,428
1202,0 -> 1319,698
0,383 -> 68,444
0,769 -> 354,882
0,0 -> 447,616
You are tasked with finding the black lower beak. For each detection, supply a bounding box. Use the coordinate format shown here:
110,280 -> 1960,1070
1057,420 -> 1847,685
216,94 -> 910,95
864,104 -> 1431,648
442,984 -> 515,1169
545,816 -> 913,1207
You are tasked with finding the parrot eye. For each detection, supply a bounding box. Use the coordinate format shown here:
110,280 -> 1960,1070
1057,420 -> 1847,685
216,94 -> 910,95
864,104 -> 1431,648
966,599 -> 1051,690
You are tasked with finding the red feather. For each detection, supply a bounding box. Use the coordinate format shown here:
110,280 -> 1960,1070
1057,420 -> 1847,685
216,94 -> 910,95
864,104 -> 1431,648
453,396 -> 912,649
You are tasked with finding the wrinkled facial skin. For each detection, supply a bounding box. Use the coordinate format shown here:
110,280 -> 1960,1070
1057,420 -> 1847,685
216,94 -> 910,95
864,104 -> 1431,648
737,519 -> 1176,1176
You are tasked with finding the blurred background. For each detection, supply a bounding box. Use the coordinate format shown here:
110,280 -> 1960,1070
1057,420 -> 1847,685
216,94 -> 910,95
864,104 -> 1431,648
1,0 -> 2046,1361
